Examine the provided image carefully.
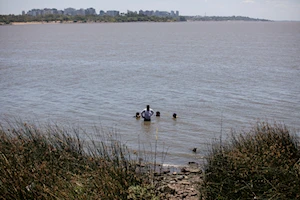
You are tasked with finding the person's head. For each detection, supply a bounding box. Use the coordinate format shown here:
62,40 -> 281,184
146,105 -> 150,111
136,112 -> 140,118
156,111 -> 160,117
173,113 -> 177,118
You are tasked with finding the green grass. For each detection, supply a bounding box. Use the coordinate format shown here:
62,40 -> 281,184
2,119 -> 299,199
0,120 -> 156,199
201,122 -> 300,200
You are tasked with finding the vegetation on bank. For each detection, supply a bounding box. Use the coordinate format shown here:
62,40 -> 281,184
0,13 -> 186,24
0,121 -> 158,199
186,15 -> 270,22
201,122 -> 300,200
0,13 -> 270,25
1,119 -> 299,199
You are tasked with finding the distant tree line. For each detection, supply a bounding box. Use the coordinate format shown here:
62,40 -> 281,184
185,15 -> 270,21
0,13 -> 187,24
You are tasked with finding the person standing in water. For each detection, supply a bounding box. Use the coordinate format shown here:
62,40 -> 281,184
141,105 -> 154,121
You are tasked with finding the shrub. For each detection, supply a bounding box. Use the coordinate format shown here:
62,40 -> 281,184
0,120 -> 148,199
202,122 -> 300,200
127,185 -> 159,200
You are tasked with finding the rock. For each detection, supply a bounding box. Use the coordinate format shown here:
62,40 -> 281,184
181,167 -> 202,174
191,192 -> 198,196
181,167 -> 190,173
159,185 -> 176,195
180,180 -> 190,185
154,165 -> 201,199
187,187 -> 195,191
154,172 -> 161,176
177,190 -> 184,195
188,162 -> 199,168
189,168 -> 202,174
182,192 -> 189,198
136,163 -> 145,167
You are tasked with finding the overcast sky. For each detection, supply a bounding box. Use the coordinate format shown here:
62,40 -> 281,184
0,0 -> 299,21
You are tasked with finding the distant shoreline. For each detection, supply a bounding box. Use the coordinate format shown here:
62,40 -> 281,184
185,15 -> 271,22
0,14 -> 273,25
3,18 -> 299,26
2,20 -> 275,26
11,21 -> 58,25
3,21 -> 106,25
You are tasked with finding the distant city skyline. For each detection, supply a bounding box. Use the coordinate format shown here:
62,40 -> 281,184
25,8 -> 180,18
0,0 -> 300,21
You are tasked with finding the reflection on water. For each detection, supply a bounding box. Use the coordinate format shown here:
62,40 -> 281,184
141,121 -> 155,134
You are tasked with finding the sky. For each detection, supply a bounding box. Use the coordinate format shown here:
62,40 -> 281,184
0,0 -> 299,21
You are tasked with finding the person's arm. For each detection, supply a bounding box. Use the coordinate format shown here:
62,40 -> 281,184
150,109 -> 154,116
141,110 -> 145,118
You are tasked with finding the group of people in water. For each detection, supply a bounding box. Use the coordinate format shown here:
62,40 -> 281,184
135,105 -> 177,121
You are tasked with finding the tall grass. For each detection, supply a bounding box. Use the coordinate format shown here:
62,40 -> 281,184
201,122 -> 300,200
0,120 -> 152,199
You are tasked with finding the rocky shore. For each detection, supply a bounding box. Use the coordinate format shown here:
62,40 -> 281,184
153,162 -> 203,200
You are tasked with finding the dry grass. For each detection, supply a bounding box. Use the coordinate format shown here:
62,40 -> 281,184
201,122 -> 300,200
0,120 -> 154,199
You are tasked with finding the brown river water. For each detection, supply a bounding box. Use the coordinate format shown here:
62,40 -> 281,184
0,21 -> 299,166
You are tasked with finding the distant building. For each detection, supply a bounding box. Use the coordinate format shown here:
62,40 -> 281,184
157,11 -> 170,17
57,10 -> 64,15
127,10 -> 137,15
77,9 -> 85,16
64,7 -> 76,16
99,10 -> 105,16
43,8 -> 54,15
170,10 -> 179,17
85,8 -> 96,15
141,10 -> 154,16
138,10 -> 178,17
106,10 -> 119,17
24,7 -> 179,18
26,8 -> 64,16
27,9 -> 39,16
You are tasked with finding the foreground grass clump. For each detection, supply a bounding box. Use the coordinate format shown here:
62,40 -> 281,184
0,121 -> 153,199
202,122 -> 300,200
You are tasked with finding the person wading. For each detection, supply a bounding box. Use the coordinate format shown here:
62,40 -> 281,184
141,105 -> 154,121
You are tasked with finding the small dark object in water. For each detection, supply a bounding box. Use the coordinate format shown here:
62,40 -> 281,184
192,148 -> 197,153
135,112 -> 140,119
173,113 -> 177,118
156,111 -> 160,117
